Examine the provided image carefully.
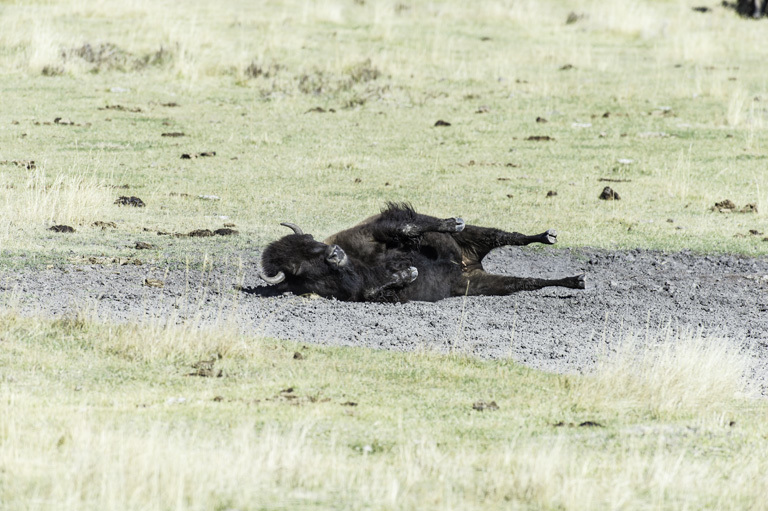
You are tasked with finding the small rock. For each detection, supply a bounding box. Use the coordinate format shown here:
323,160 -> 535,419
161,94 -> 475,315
49,225 -> 75,233
740,203 -> 758,213
546,190 -> 558,197
565,11 -> 585,24
599,186 -> 620,200
712,199 -> 736,212
434,120 -> 451,127
114,196 -> 145,207
188,229 -> 214,237
472,400 -> 499,411
144,278 -> 164,288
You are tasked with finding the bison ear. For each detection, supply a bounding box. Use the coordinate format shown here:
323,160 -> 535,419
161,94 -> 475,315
291,261 -> 308,276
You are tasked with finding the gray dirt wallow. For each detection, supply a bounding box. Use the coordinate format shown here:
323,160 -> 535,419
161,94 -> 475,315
2,246 -> 767,392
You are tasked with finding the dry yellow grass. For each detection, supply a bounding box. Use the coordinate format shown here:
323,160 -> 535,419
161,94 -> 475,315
1,312 -> 766,510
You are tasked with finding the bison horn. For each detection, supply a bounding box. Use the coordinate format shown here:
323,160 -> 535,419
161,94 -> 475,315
280,222 -> 304,235
259,270 -> 285,284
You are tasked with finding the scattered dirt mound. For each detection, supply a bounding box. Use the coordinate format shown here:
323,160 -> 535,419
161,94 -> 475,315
181,152 -> 216,159
115,196 -> 145,207
49,225 -> 75,233
599,186 -> 620,200
711,199 -> 758,213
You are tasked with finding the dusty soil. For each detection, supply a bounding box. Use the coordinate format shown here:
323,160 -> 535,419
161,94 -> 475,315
2,246 -> 768,391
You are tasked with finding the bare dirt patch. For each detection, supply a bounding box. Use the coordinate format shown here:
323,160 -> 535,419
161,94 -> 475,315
2,247 -> 767,392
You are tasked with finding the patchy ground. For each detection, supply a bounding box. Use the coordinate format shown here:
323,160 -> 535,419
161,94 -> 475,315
2,247 -> 768,391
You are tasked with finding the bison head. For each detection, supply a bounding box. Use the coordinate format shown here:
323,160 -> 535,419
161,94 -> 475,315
259,223 -> 360,299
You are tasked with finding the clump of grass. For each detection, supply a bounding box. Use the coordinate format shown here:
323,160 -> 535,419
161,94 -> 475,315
0,167 -> 112,242
58,42 -> 175,73
95,319 -> 253,363
571,329 -> 752,418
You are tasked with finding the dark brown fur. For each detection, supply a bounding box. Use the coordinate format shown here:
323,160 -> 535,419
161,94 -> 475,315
259,203 -> 585,302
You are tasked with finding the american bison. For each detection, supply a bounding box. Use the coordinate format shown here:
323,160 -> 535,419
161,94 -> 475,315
728,0 -> 767,17
258,203 -> 585,302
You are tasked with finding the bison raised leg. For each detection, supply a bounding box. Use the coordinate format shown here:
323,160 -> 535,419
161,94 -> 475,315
362,266 -> 418,302
370,203 -> 466,243
456,272 -> 585,296
376,216 -> 465,241
453,225 -> 557,271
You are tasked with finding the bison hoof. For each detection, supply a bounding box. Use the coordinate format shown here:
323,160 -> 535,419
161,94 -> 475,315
437,217 -> 465,233
543,229 -> 557,244
397,266 -> 418,283
575,274 -> 586,289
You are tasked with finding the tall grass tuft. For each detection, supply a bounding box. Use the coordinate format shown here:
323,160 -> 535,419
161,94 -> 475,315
572,330 -> 752,418
0,167 -> 111,241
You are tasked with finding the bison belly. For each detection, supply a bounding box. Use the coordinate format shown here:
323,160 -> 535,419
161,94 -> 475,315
396,259 -> 461,302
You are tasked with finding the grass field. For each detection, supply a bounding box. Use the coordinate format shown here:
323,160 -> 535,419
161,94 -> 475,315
2,0 -> 768,508
1,0 -> 767,258
1,314 -> 765,510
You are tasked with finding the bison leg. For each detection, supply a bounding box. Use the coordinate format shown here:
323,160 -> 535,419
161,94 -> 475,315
456,272 -> 585,296
372,216 -> 465,242
363,266 -> 418,301
452,225 -> 557,270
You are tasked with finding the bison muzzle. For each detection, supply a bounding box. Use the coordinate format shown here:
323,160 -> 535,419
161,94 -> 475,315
259,203 -> 585,302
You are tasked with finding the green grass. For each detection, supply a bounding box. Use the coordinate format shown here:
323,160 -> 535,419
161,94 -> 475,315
1,313 -> 765,510
2,0 -> 768,508
0,0 -> 767,262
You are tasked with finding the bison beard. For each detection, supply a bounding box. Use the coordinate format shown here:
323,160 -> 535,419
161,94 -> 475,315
259,203 -> 586,302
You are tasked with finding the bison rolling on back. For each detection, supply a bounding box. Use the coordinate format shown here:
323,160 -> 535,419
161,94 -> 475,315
259,203 -> 585,302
